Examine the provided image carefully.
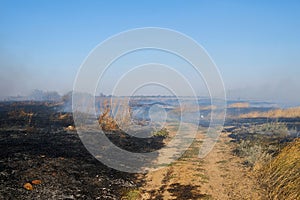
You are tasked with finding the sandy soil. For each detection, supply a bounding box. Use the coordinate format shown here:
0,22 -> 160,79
138,130 -> 266,200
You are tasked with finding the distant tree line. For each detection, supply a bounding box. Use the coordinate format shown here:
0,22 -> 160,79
28,90 -> 61,101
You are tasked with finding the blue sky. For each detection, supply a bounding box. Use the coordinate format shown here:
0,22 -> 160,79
1,0 -> 300,105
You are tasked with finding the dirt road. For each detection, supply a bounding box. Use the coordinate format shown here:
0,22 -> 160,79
138,130 -> 265,200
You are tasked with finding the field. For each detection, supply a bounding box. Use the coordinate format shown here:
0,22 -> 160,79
0,99 -> 299,199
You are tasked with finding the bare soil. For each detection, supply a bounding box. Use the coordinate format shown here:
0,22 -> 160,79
138,130 -> 266,200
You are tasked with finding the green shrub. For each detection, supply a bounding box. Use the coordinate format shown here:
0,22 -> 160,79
233,122 -> 290,167
234,140 -> 272,167
254,122 -> 288,137
152,128 -> 169,138
121,189 -> 141,200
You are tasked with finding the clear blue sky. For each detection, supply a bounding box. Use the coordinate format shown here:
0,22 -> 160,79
1,0 -> 300,105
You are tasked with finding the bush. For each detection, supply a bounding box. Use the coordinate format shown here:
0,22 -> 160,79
121,189 -> 141,200
98,100 -> 119,131
152,128 -> 169,138
234,140 -> 272,167
233,122 -> 290,168
254,122 -> 288,137
98,99 -> 132,132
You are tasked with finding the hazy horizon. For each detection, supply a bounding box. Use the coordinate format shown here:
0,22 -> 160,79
1,1 -> 300,105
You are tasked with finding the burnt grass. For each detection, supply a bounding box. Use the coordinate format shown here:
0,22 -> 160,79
0,101 -> 165,200
1,101 -> 299,199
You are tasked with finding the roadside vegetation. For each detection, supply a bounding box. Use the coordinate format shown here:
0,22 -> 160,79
230,122 -> 299,200
259,138 -> 300,200
121,188 -> 142,200
152,128 -> 169,138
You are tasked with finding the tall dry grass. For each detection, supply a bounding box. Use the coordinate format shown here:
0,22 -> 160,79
259,138 -> 300,200
171,105 -> 217,115
98,99 -> 118,131
239,107 -> 300,118
228,102 -> 250,108
98,98 -> 132,131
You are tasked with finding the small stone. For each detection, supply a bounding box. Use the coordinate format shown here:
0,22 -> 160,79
31,179 -> 42,185
23,182 -> 33,190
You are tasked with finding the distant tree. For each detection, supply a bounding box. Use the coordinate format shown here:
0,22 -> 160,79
99,92 -> 106,97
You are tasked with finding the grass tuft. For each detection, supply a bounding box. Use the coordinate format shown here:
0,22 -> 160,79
259,139 -> 300,200
152,128 -> 169,138
121,189 -> 141,200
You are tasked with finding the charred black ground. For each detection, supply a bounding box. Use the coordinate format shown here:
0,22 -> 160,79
0,101 -> 299,199
0,102 -> 147,200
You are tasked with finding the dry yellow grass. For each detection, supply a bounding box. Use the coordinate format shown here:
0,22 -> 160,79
259,139 -> 300,200
8,110 -> 34,118
58,113 -> 71,120
239,107 -> 300,118
8,109 -> 34,125
98,102 -> 119,131
228,102 -> 250,108
171,105 -> 217,114
98,99 -> 132,131
201,105 -> 217,110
